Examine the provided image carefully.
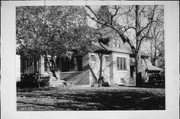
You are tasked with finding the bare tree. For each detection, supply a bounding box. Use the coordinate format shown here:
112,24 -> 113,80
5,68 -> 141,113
86,5 -> 164,86
149,19 -> 164,67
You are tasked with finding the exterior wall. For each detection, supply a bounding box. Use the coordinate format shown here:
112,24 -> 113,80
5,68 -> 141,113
112,52 -> 135,86
141,58 -> 148,82
16,55 -> 21,81
39,55 -> 50,77
82,53 -> 89,70
19,52 -> 138,86
82,53 -> 91,86
88,52 -> 111,85
83,52 -> 135,86
40,55 -> 45,74
109,54 -> 114,85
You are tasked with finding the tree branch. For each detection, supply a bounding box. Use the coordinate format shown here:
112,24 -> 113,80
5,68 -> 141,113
137,20 -> 155,37
137,5 -> 158,37
139,6 -> 145,15
85,5 -> 99,20
110,6 -> 119,25
123,26 -> 136,33
137,21 -> 153,51
86,5 -> 136,54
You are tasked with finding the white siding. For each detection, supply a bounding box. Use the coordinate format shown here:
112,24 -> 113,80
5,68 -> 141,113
88,52 -> 111,84
83,52 -> 135,86
112,52 -> 134,85
16,55 -> 21,82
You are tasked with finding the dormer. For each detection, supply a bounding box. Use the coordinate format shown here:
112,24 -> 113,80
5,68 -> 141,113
98,27 -> 123,49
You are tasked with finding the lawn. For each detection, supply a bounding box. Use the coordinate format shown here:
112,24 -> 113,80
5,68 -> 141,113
17,86 -> 165,111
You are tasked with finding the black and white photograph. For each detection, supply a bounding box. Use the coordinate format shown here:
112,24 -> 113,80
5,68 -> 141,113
16,4 -> 166,111
1,1 -> 179,119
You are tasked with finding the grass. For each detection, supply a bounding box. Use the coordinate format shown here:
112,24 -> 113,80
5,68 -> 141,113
17,86 -> 165,111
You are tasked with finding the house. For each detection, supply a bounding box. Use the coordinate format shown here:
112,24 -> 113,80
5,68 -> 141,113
17,28 -> 163,87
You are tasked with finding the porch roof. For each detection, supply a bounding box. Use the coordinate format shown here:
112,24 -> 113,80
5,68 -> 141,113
143,59 -> 164,71
146,65 -> 164,71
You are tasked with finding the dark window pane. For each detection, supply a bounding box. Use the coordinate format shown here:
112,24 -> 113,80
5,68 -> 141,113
120,57 -> 123,70
124,58 -> 127,70
117,57 -> 120,70
117,57 -> 127,70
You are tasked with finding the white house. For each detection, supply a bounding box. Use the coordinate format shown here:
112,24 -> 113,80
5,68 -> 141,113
17,28 -> 163,87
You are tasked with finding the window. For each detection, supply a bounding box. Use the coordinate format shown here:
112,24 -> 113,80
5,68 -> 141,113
113,39 -> 121,48
116,40 -> 120,47
117,57 -> 127,70
112,39 -> 116,47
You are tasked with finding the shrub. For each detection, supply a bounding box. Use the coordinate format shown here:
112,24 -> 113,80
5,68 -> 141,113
102,82 -> 109,87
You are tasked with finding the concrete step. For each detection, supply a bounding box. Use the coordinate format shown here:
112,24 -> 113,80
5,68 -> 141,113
60,70 -> 89,85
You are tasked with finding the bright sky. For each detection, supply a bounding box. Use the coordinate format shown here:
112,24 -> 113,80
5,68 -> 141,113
84,5 -> 164,55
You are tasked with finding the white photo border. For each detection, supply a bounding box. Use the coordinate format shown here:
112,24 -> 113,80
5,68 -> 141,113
1,1 -> 179,119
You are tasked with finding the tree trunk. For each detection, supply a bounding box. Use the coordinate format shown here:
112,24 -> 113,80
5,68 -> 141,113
135,54 -> 142,87
135,5 -> 142,87
152,57 -> 156,66
37,57 -> 41,88
98,53 -> 104,87
153,43 -> 157,66
49,56 -> 61,80
99,53 -> 103,78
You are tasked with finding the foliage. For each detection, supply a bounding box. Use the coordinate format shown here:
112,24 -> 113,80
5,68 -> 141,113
16,6 -> 95,59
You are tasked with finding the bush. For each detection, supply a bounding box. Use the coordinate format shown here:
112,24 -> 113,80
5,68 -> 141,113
145,72 -> 165,88
39,76 -> 50,87
102,82 -> 109,87
18,73 -> 50,88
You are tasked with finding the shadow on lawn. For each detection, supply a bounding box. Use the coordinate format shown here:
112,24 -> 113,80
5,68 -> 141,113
59,92 -> 164,110
17,87 -> 165,110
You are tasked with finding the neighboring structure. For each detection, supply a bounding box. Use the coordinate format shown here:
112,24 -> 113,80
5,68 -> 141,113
16,55 -> 21,81
17,28 -> 163,87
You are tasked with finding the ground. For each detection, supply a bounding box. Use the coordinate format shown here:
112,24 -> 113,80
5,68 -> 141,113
17,86 -> 165,111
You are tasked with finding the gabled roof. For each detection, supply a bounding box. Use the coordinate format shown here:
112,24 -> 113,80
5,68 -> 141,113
79,27 -> 150,58
88,42 -> 111,54
90,42 -> 131,54
93,27 -> 132,54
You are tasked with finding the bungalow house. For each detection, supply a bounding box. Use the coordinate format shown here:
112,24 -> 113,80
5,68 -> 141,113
17,28 -> 163,87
